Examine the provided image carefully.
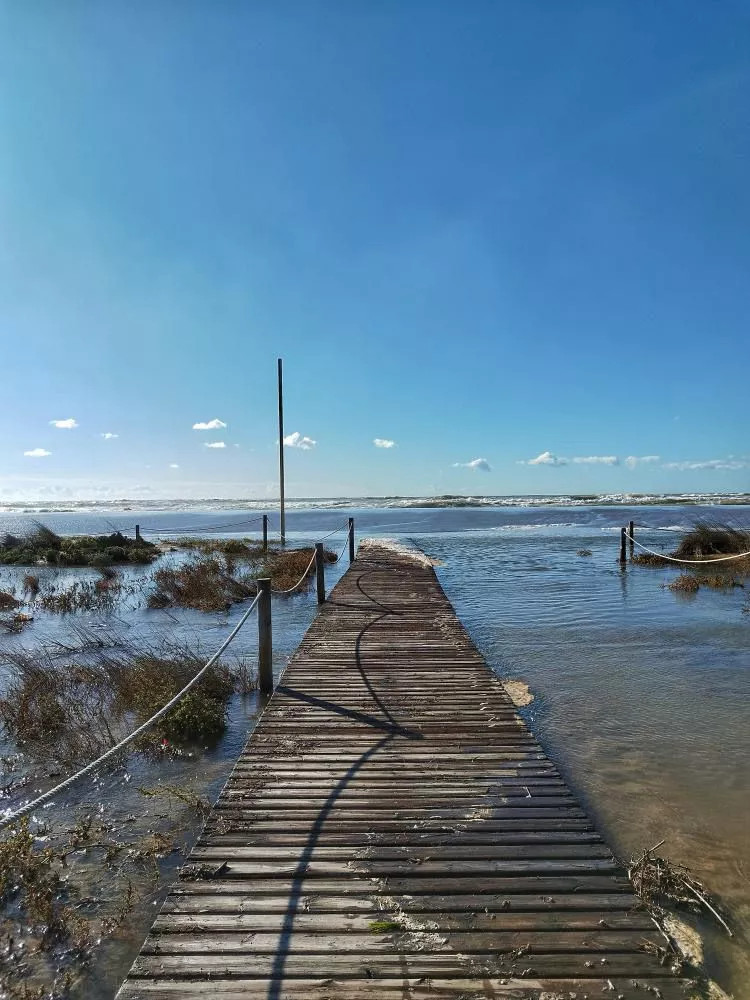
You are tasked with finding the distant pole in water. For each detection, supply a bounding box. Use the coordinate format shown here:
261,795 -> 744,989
135,524 -> 141,542
262,514 -> 268,553
619,526 -> 627,565
277,358 -> 286,545
628,520 -> 635,558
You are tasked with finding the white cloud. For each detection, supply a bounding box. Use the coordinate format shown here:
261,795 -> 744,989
24,448 -> 52,458
524,451 -> 620,466
663,458 -> 748,471
168,463 -> 180,469
193,418 -> 227,431
283,431 -> 316,450
571,455 -> 619,466
374,438 -> 396,449
625,455 -> 660,470
526,451 -> 568,466
204,441 -> 226,449
101,432 -> 119,440
453,457 -> 491,472
49,418 -> 78,429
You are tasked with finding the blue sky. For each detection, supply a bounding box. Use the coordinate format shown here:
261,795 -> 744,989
1,1 -> 749,501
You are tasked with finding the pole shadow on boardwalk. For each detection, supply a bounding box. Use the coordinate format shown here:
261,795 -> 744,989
267,568 -> 422,1000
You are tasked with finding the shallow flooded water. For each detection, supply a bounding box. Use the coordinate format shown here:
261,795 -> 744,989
0,502 -> 748,997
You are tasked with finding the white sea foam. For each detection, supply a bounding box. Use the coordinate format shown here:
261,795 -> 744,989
359,537 -> 436,567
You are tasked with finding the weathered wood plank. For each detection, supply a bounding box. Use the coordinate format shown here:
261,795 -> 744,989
115,542 -> 681,999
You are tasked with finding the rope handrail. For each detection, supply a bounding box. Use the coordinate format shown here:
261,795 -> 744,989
139,515 -> 267,535
270,549 -> 318,595
626,532 -> 750,565
1,592 -> 262,830
317,520 -> 351,540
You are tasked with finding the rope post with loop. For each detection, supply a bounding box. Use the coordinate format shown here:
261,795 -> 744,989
257,578 -> 273,694
348,517 -> 355,564
629,520 -> 635,558
262,514 -> 268,553
315,542 -> 326,604
619,526 -> 627,565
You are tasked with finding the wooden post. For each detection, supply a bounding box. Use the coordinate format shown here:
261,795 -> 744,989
315,542 -> 326,604
257,578 -> 273,694
628,520 -> 635,557
277,358 -> 286,545
135,524 -> 141,542
348,517 -> 355,564
619,526 -> 627,565
262,514 -> 268,553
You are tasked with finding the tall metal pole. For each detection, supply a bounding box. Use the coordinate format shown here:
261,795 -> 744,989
277,358 -> 286,545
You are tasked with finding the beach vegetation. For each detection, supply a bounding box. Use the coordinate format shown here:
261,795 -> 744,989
0,590 -> 20,611
149,556 -> 255,612
668,574 -> 700,594
148,545 -> 337,611
0,645 -> 256,766
576,548 -> 592,557
171,537 -> 265,558
0,523 -> 159,568
673,521 -> 750,560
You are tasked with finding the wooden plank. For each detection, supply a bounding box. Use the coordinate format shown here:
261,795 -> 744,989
115,542 -> 681,999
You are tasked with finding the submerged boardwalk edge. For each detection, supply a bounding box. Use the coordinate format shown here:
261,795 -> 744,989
117,540 -> 691,999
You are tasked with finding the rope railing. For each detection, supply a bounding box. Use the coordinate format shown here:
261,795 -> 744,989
0,591 -> 262,830
625,531 -> 750,565
138,515 -> 267,535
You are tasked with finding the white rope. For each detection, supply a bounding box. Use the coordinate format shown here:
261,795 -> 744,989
140,515 -> 266,535
270,549 -> 318,595
318,520 -> 351,540
1,592 -> 262,830
627,532 -> 750,565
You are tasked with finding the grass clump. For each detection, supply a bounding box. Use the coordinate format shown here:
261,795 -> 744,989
0,590 -> 20,611
171,537 -> 265,558
0,645 -> 254,766
36,571 -> 123,614
148,546 -> 337,611
668,574 -> 700,594
673,520 -> 750,560
149,556 -> 255,612
0,522 -> 159,567
264,546 -> 336,593
632,552 -> 673,567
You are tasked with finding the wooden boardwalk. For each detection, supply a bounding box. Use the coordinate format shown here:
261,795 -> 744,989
118,541 -> 690,999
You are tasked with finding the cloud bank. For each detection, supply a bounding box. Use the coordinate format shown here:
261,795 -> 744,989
524,451 -> 618,466
663,458 -> 748,471
625,455 -> 660,469
24,448 -> 51,458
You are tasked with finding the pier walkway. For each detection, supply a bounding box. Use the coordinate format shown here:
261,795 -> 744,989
118,541 -> 689,999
